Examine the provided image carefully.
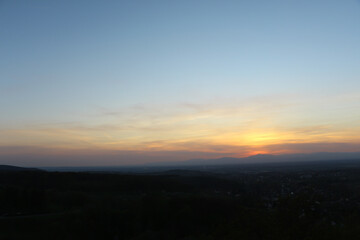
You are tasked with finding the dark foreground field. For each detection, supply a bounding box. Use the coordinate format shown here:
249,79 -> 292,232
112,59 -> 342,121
1,163 -> 360,239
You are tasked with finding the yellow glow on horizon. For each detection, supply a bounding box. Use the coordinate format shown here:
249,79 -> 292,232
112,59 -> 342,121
242,132 -> 282,145
2,99 -> 360,161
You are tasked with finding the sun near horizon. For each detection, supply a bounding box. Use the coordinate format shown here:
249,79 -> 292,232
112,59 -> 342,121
1,1 -> 360,166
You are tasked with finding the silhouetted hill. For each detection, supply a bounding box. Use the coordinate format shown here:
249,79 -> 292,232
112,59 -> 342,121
149,169 -> 215,176
0,165 -> 42,172
2,165 -> 360,239
148,152 -> 360,166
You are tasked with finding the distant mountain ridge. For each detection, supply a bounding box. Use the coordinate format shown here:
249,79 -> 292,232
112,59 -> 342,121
149,152 -> 360,166
0,165 -> 42,172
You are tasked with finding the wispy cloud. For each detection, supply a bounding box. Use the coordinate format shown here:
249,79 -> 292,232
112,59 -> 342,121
1,94 -> 360,166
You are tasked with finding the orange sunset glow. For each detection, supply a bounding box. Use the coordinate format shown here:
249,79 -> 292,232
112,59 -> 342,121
1,1 -> 360,167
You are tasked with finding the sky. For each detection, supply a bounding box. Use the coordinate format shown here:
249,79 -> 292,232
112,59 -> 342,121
1,0 -> 360,166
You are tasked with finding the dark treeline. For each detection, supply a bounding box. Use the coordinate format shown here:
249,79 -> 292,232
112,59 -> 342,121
1,168 -> 360,239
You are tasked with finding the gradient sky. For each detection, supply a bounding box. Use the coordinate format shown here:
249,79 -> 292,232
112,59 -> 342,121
1,0 -> 360,166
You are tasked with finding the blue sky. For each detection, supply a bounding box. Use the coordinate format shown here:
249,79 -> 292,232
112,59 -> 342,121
1,0 -> 360,166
